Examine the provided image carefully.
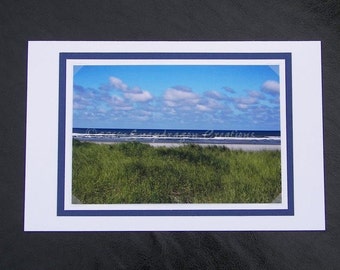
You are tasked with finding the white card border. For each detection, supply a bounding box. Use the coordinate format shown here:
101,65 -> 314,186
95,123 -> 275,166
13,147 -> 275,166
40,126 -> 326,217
25,41 -> 324,231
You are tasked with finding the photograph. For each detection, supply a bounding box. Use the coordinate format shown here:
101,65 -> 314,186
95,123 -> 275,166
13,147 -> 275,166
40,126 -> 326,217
25,41 -> 324,230
71,64 -> 282,204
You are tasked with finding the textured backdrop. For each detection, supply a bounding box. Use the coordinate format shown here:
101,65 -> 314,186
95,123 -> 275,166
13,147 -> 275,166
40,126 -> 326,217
1,0 -> 339,269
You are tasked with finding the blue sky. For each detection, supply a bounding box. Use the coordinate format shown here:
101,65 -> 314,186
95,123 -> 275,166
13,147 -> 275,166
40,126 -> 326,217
73,65 -> 280,130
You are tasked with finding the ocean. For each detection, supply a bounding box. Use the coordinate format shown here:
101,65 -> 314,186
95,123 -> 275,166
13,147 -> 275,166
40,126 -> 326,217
73,128 -> 280,145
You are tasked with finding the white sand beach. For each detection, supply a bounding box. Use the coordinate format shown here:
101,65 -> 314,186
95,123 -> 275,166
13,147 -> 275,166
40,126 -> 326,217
148,142 -> 280,151
90,141 -> 280,151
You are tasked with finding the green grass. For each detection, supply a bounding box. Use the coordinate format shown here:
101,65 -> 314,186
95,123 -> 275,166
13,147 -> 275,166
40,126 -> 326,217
72,140 -> 281,204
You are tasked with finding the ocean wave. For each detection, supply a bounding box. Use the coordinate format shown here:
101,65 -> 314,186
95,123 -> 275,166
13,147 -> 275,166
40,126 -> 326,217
73,134 -> 281,145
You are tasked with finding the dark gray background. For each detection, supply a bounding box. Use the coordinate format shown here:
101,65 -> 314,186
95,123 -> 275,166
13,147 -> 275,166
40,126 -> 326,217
1,0 -> 339,269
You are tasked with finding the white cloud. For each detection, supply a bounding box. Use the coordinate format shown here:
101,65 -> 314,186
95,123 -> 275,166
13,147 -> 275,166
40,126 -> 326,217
234,97 -> 257,105
139,110 -> 152,116
111,96 -> 126,105
237,103 -> 249,110
262,80 -> 280,95
204,90 -> 224,100
196,104 -> 212,112
233,90 -> 262,111
162,107 -> 177,116
108,77 -> 153,102
248,90 -> 265,99
109,76 -> 128,91
73,85 -> 100,111
97,107 -> 108,113
163,87 -> 200,110
196,98 -> 223,112
129,86 -> 143,93
164,100 -> 177,107
109,96 -> 133,110
124,91 -> 153,102
164,87 -> 199,102
73,102 -> 86,110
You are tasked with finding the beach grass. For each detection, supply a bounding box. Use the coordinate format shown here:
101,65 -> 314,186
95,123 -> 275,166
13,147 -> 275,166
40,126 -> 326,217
72,140 -> 281,204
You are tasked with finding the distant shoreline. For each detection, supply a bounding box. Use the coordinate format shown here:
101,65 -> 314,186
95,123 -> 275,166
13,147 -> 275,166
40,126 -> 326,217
78,140 -> 281,151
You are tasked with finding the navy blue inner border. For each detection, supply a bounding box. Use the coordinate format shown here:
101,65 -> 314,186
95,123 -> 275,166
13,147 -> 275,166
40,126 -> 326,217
57,52 -> 293,216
